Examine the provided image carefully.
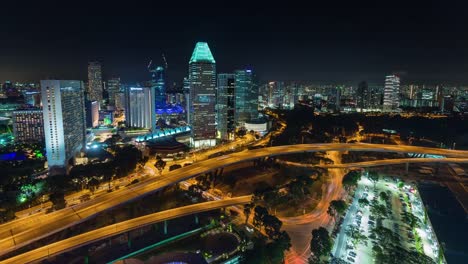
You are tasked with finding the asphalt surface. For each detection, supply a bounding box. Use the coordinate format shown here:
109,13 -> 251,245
1,143 -> 467,257
1,196 -> 252,264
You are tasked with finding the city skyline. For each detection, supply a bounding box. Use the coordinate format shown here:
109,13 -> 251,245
1,2 -> 468,84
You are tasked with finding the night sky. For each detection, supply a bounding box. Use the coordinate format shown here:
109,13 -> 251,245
1,1 -> 468,85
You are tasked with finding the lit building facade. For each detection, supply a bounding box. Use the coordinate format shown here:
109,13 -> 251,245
124,86 -> 155,130
284,82 -> 298,109
24,91 -> 42,107
12,109 -> 44,143
106,77 -> 120,107
383,75 -> 400,112
150,65 -> 166,107
87,61 -> 103,102
184,77 -> 191,125
85,100 -> 99,128
41,80 -> 86,174
266,81 -> 285,108
115,92 -> 125,110
188,42 -> 217,147
235,69 -> 258,124
356,81 -> 370,110
217,73 -> 236,141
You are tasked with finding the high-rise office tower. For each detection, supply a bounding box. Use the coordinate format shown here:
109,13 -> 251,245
12,109 -> 44,143
327,87 -> 341,112
217,74 -> 236,141
107,77 -> 120,107
356,81 -> 369,111
267,81 -> 284,108
188,42 -> 217,147
115,92 -> 125,110
235,69 -> 258,124
183,77 -> 191,125
85,100 -> 99,128
41,80 -> 86,174
383,75 -> 400,112
150,65 -> 166,107
124,86 -> 155,130
284,82 -> 299,109
87,61 -> 103,102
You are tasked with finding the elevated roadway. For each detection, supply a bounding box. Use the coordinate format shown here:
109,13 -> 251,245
1,143 -> 468,257
0,196 -> 252,264
276,157 -> 468,169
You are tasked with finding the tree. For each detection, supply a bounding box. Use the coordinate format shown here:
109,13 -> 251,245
187,184 -> 203,200
244,232 -> 292,264
154,156 -> 166,175
379,191 -> 389,203
346,225 -> 367,246
368,171 -> 379,188
263,214 -> 283,239
327,200 -> 348,219
370,203 -> 388,218
0,209 -> 15,223
288,176 -> 313,202
111,145 -> 142,177
342,170 -> 361,190
237,127 -> 247,138
253,205 -> 268,228
102,165 -> 115,191
310,227 -> 333,261
49,191 -> 66,210
401,211 -> 420,229
243,203 -> 253,224
397,181 -> 405,189
358,198 -> 370,207
263,188 -> 280,211
266,231 -> 291,263
88,177 -> 100,193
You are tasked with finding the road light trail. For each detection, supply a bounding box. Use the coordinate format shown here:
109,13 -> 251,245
1,143 -> 467,257
0,196 -> 252,264
275,157 -> 468,169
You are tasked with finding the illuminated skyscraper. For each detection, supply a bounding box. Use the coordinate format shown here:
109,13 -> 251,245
87,61 -> 103,102
41,80 -> 86,174
235,69 -> 258,124
183,77 -> 191,125
217,73 -> 236,140
267,81 -> 284,108
150,65 -> 166,107
106,77 -> 120,107
356,81 -> 370,111
188,42 -> 217,147
12,109 -> 44,143
124,86 -> 155,130
85,100 -> 99,128
383,75 -> 400,112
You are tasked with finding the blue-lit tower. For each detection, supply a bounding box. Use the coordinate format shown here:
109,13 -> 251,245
150,65 -> 166,108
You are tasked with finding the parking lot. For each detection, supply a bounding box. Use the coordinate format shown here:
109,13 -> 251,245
332,173 -> 443,263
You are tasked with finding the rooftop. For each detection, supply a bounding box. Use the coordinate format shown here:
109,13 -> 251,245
189,42 -> 215,64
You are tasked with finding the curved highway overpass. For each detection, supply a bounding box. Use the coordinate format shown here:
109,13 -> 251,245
1,143 -> 468,257
276,157 -> 468,169
0,196 -> 252,264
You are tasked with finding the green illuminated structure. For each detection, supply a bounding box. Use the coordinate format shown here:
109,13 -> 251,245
189,42 -> 216,63
188,42 -> 217,148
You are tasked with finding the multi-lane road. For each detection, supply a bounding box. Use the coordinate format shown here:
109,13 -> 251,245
1,143 -> 468,257
0,196 -> 252,264
276,157 -> 468,169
